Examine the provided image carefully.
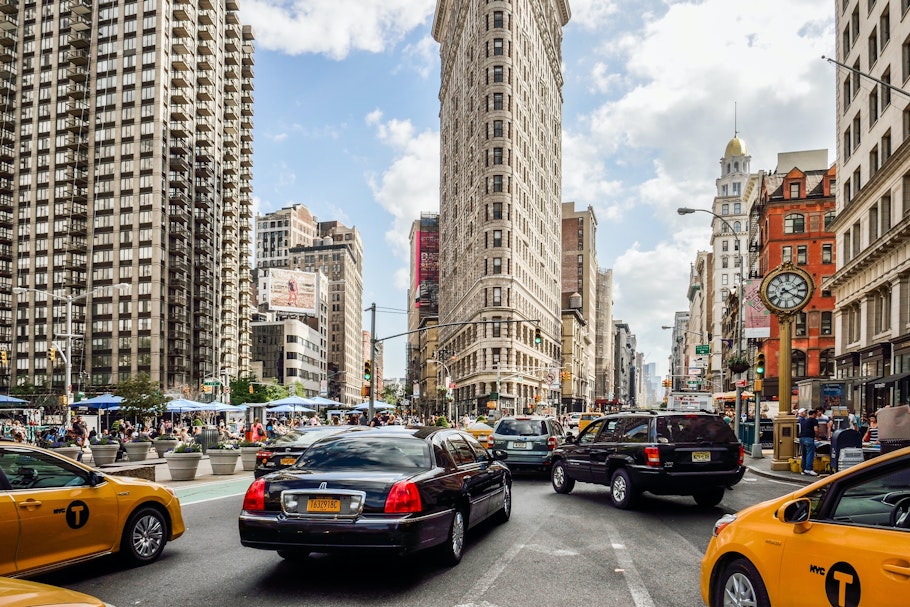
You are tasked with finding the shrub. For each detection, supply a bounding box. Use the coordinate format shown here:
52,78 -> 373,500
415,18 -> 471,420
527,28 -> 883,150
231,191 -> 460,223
435,416 -> 450,428
173,442 -> 202,453
209,441 -> 238,450
90,436 -> 118,446
155,434 -> 178,441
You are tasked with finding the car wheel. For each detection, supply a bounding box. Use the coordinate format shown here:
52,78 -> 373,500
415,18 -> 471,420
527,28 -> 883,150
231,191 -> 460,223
121,507 -> 167,566
551,460 -> 575,494
713,558 -> 770,607
694,487 -> 726,508
609,468 -> 637,510
436,508 -> 466,566
277,549 -> 311,561
494,482 -> 512,524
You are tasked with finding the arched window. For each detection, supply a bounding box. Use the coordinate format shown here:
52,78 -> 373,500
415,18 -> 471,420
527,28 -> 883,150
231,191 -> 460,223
792,350 -> 807,378
820,348 -> 835,376
784,213 -> 806,234
733,221 -> 741,232
727,163 -> 731,173
734,161 -> 739,171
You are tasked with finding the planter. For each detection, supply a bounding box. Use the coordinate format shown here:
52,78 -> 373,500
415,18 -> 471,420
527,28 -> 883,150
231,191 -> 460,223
51,446 -> 83,461
123,441 -> 152,462
89,443 -> 120,466
728,362 -> 750,374
240,446 -> 260,471
196,427 -> 220,454
153,439 -> 180,458
208,450 -> 241,475
165,451 -> 202,481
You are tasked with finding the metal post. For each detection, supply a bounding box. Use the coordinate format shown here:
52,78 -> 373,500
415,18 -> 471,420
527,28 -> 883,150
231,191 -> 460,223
65,296 -> 73,404
751,385 -> 764,458
369,302 -> 376,421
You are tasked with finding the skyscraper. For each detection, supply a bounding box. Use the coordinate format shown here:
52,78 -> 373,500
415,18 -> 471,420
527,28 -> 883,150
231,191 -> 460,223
2,0 -> 254,397
432,1 -> 571,416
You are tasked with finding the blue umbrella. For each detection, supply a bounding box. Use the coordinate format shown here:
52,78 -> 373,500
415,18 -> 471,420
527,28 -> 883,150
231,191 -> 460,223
165,399 -> 206,412
71,393 -> 123,409
352,401 -> 396,411
0,394 -> 28,404
266,395 -> 315,407
268,404 -> 315,414
307,396 -> 344,407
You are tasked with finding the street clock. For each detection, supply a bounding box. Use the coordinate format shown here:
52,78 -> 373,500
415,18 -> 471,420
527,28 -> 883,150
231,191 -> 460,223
759,262 -> 815,316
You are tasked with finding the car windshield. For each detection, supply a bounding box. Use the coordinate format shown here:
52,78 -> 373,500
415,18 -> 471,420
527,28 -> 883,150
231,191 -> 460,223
295,436 -> 432,470
496,419 -> 547,437
656,416 -> 737,443
268,428 -> 343,447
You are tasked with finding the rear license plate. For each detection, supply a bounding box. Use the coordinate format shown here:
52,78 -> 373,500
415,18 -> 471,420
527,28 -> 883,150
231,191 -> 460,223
692,451 -> 711,463
280,457 -> 297,465
510,441 -> 529,449
307,498 -> 341,513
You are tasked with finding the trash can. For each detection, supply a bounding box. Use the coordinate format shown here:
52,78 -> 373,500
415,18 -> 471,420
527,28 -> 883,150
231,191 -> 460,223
830,428 -> 862,471
738,423 -> 754,447
197,427 -> 220,454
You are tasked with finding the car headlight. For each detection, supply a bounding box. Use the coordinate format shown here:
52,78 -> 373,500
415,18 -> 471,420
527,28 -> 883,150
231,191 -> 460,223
712,513 -> 737,537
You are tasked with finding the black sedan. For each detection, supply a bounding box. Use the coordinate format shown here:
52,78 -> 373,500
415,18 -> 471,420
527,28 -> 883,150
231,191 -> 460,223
254,425 -> 369,478
239,427 -> 511,565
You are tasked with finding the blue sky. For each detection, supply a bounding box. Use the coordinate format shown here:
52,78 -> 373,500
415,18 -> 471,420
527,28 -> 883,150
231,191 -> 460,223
240,0 -> 836,379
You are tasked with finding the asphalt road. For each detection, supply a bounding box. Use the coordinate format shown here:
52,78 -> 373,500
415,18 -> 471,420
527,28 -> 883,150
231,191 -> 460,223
35,469 -> 803,607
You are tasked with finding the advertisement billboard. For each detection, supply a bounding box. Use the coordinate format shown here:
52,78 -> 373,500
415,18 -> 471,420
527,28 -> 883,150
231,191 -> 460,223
268,268 -> 318,315
743,279 -> 771,338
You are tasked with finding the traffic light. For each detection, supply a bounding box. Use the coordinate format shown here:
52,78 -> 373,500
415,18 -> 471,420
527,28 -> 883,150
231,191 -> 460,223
755,353 -> 766,379
0,350 -> 6,365
48,346 -> 56,362
361,385 -> 371,398
534,327 -> 542,344
363,360 -> 372,381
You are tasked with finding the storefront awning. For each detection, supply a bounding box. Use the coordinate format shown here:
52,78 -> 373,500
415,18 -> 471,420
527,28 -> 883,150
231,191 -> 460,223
714,391 -> 755,400
876,371 -> 910,385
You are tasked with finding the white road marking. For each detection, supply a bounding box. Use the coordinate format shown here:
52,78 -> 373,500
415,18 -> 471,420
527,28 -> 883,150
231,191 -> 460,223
607,527 -> 656,607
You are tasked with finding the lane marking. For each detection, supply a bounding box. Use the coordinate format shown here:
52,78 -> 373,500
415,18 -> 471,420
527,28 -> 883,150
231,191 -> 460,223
607,527 -> 656,607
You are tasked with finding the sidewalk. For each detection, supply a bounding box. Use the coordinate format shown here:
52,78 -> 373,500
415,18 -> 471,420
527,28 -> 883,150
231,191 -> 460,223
84,449 -> 255,490
743,448 -> 826,485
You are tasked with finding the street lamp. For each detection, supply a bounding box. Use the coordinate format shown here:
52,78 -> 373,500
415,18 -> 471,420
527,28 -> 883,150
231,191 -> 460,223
14,283 -> 131,403
678,207 -> 747,436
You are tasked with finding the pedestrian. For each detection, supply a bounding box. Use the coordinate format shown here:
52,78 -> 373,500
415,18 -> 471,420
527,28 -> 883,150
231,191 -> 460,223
863,414 -> 879,444
798,408 -> 819,476
816,406 -> 832,440
251,418 -> 266,442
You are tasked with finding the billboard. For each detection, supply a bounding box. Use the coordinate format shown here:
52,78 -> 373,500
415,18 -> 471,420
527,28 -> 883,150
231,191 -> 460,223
268,268 -> 318,315
743,279 -> 771,338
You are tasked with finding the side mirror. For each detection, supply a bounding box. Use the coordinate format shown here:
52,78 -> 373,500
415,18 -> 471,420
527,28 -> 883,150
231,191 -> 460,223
491,449 -> 508,461
564,434 -> 576,444
89,471 -> 105,487
776,498 -> 812,533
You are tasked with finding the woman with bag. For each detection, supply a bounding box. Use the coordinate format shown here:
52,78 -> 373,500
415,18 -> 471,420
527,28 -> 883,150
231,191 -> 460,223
251,418 -> 266,442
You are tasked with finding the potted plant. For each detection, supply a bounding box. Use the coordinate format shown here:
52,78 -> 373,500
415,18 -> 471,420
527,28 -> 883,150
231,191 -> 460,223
237,439 -> 262,471
207,441 -> 240,475
49,439 -> 82,461
88,436 -> 120,466
123,435 -> 153,462
164,442 -> 202,481
726,355 -> 751,374
153,434 -> 180,458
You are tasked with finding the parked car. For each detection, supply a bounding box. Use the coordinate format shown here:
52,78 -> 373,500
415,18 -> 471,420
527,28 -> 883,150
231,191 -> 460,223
239,427 -> 511,565
487,415 -> 567,472
0,440 -> 185,577
0,577 -> 107,607
254,425 -> 370,478
550,410 -> 745,509
701,446 -> 910,607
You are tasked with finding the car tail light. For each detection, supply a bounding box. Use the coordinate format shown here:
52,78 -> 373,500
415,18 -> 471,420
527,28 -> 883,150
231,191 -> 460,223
547,436 -> 557,450
242,478 -> 266,511
644,446 -> 661,467
487,435 -> 494,448
738,444 -> 744,466
385,480 -> 422,514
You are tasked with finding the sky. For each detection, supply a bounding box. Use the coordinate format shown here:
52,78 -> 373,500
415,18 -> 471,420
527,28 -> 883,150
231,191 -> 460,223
239,0 -> 836,380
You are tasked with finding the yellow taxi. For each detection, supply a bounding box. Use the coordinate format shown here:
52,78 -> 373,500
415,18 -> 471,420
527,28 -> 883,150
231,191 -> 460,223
700,446 -> 910,607
0,440 -> 185,578
0,577 -> 107,607
577,412 -> 601,432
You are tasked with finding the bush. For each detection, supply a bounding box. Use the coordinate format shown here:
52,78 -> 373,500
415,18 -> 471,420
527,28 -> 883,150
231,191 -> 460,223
173,443 -> 202,453
155,434 -> 178,441
192,418 -> 203,426
237,439 -> 262,448
435,416 -> 450,428
90,436 -> 118,446
132,435 -> 152,442
209,441 -> 238,450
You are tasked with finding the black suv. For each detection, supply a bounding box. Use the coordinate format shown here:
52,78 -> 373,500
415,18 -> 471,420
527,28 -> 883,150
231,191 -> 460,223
549,410 -> 745,508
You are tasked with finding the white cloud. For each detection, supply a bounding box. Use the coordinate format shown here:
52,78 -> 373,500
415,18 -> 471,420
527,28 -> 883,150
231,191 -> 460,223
397,34 -> 439,79
240,0 -> 436,59
366,114 -> 440,289
566,0 -> 619,30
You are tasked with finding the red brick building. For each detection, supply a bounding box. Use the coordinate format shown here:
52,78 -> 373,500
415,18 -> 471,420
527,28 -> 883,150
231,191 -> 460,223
753,152 -> 836,401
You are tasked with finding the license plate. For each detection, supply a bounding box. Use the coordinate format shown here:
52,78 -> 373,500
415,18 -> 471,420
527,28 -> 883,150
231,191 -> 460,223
280,457 -> 297,465
692,451 -> 711,463
510,441 -> 529,450
307,498 -> 341,513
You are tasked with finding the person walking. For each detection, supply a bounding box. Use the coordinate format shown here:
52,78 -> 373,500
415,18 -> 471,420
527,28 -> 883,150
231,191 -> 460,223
798,408 -> 819,476
863,414 -> 879,444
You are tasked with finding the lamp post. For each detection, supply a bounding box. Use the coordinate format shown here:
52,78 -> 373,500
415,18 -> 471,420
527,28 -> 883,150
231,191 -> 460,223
14,283 -> 131,404
429,351 -> 455,422
678,207 -> 747,436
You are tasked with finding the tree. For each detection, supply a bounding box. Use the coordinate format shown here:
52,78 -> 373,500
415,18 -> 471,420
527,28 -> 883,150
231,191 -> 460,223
114,372 -> 167,423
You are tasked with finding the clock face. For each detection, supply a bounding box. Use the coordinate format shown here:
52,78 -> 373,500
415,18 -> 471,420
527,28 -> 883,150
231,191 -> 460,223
766,272 -> 811,310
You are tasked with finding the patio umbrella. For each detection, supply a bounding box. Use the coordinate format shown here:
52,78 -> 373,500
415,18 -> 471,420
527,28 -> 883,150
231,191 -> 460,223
0,394 -> 27,404
306,396 -> 344,407
266,395 -> 316,408
71,393 -> 123,410
352,401 -> 396,411
268,404 -> 315,414
165,399 -> 206,412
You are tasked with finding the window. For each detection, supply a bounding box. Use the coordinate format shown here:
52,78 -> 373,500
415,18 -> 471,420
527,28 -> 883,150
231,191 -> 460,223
797,245 -> 808,265
492,287 -> 502,306
822,243 -> 833,264
493,93 -> 503,110
784,213 -> 805,233
792,350 -> 807,377
0,448 -> 89,489
620,418 -> 650,443
830,462 -> 910,531
493,65 -> 503,82
795,312 -> 807,337
782,246 -> 793,263
492,120 -> 503,137
492,147 -> 503,164
492,230 -> 502,247
825,211 -> 836,231
492,320 -> 501,337
492,202 -> 502,219
492,175 -> 503,192
789,182 -> 800,198
733,202 -> 741,214
820,348 -> 835,376
493,10 -> 504,28
821,312 -> 833,335
492,257 -> 502,274
493,38 -> 503,56
721,203 -> 729,215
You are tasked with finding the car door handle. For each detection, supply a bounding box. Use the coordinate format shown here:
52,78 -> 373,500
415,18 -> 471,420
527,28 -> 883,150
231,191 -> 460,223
18,500 -> 42,509
883,562 -> 910,579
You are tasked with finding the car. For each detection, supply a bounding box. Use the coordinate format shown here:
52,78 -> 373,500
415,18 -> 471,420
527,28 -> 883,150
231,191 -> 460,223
0,440 -> 185,578
253,425 -> 370,478
549,410 -> 745,509
700,446 -> 910,607
577,412 -> 601,432
239,426 -> 511,565
0,577 -> 107,607
487,415 -> 567,471
567,412 -> 583,429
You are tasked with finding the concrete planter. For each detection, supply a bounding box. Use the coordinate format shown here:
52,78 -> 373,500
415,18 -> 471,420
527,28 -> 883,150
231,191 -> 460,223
123,441 -> 152,462
51,446 -> 83,461
239,446 -> 260,471
153,439 -> 180,458
165,451 -> 202,481
89,443 -> 120,466
208,449 -> 240,475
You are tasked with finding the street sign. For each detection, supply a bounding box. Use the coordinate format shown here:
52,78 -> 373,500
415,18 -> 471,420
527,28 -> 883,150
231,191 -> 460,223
736,379 -> 747,388
688,367 -> 703,376
204,380 -> 220,386
695,345 -> 710,355
687,380 -> 701,388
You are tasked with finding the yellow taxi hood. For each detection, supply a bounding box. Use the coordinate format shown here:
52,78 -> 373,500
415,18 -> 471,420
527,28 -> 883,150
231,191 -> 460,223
0,577 -> 107,607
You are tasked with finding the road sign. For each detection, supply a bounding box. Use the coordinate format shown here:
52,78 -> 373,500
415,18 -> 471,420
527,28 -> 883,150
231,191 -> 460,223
204,380 -> 220,386
546,372 -> 556,384
695,345 -> 710,355
736,379 -> 747,388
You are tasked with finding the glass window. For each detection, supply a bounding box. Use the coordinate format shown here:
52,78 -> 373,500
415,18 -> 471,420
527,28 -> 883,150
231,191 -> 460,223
493,65 -> 503,82
656,416 -> 737,443
493,38 -> 503,55
831,463 -> 910,530
494,419 -> 547,436
296,436 -> 431,470
620,418 -> 650,443
577,420 -> 605,445
0,447 -> 89,489
797,245 -> 808,264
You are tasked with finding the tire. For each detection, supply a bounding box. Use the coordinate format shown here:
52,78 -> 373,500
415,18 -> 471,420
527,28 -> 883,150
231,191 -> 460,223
551,460 -> 575,494
436,508 -> 466,566
609,468 -> 638,510
121,507 -> 167,566
694,487 -> 726,508
713,558 -> 770,607
493,482 -> 512,524
277,549 -> 311,561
